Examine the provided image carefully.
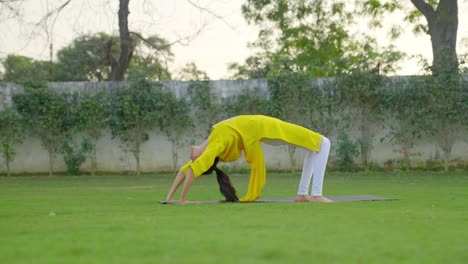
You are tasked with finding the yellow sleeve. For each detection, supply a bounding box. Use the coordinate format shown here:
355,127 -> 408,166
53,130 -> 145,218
181,160 -> 192,175
240,142 -> 266,202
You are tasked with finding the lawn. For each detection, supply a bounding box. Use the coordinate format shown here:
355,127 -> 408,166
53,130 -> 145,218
0,171 -> 467,264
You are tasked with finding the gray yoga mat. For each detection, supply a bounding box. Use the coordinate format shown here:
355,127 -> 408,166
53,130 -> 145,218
160,195 -> 397,204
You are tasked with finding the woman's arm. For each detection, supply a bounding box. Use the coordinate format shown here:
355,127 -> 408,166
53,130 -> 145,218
165,167 -> 196,204
179,167 -> 195,204
166,169 -> 186,200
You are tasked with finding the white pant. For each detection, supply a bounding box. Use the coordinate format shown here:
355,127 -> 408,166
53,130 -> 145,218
297,136 -> 331,196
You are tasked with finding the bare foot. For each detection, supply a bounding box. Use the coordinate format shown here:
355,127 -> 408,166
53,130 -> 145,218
309,196 -> 334,203
294,195 -> 311,202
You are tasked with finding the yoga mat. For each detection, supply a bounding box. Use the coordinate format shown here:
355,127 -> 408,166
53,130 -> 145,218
160,195 -> 397,204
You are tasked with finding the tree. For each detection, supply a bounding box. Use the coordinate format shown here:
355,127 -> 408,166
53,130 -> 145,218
160,95 -> 193,170
0,108 -> 24,176
357,0 -> 464,170
54,32 -> 173,81
223,86 -> 270,117
186,81 -> 221,141
337,69 -> 384,168
417,67 -> 467,171
107,0 -> 173,81
358,0 -> 459,76
385,77 -> 425,167
411,0 -> 458,75
54,33 -> 117,81
335,129 -> 359,171
268,72 -> 312,171
301,78 -> 341,139
2,54 -> 49,85
241,0 -> 355,77
0,0 -> 24,21
109,80 -> 167,175
75,91 -> 111,175
108,0 -> 132,81
228,55 -> 272,80
176,62 -> 209,81
60,136 -> 93,175
13,87 -> 75,176
5,0 -> 219,82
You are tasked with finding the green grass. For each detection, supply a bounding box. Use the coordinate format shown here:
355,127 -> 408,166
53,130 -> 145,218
1,171 -> 467,264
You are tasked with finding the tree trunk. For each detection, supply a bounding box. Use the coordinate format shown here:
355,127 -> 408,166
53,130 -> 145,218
437,121 -> 455,172
171,139 -> 179,170
48,151 -> 54,176
91,140 -> 97,176
6,159 -> 10,177
110,0 -> 133,81
135,127 -> 141,176
136,152 -> 141,176
411,0 -> 458,75
288,145 -> 296,174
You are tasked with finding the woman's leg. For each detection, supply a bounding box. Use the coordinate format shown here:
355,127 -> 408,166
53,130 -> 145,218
296,136 -> 332,202
310,136 -> 331,196
297,150 -> 316,195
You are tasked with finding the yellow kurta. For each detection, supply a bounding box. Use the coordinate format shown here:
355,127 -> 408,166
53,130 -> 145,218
181,115 -> 323,202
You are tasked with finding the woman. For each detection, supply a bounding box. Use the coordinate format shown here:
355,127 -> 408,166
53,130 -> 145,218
165,115 -> 332,204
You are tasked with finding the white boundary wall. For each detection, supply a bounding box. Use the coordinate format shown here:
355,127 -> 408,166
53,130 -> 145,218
0,80 -> 466,174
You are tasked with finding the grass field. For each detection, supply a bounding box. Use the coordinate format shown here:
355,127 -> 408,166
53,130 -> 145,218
1,171 -> 467,264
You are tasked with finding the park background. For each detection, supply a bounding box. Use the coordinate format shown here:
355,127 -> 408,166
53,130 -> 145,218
0,2 -> 467,264
0,1 -> 467,176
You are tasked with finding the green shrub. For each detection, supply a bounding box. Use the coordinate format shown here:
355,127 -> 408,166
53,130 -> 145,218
335,130 -> 359,171
61,137 -> 93,175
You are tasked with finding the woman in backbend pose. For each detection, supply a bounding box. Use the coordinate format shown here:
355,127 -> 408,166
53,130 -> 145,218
165,115 -> 332,204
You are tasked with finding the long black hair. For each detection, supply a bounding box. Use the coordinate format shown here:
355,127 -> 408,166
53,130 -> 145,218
203,158 -> 239,202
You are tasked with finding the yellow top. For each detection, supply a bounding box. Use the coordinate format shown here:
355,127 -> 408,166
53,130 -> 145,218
181,115 -> 323,202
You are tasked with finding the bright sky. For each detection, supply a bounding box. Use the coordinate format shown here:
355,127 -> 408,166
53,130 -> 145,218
0,0 -> 467,80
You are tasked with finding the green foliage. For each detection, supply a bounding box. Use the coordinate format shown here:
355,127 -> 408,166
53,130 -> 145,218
237,0 -> 408,79
54,32 -> 173,81
223,87 -> 270,117
242,0 -> 355,77
301,79 -> 341,137
268,72 -> 315,171
268,72 -> 310,123
109,80 -> 169,175
335,129 -> 359,171
75,91 -> 111,175
175,62 -> 209,81
0,108 -> 24,176
385,77 -> 423,153
61,137 -> 93,175
55,33 -> 117,81
160,94 -> 193,169
384,57 -> 467,172
13,86 -> 76,176
335,51 -> 398,168
2,54 -> 50,85
186,81 -> 221,139
227,55 -> 271,79
412,70 -> 467,172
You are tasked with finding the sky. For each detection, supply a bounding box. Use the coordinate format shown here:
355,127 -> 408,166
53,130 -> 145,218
0,0 -> 467,80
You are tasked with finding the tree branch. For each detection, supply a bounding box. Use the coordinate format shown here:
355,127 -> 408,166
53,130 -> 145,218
410,0 -> 435,20
34,0 -> 72,26
0,0 -> 24,21
185,0 -> 236,31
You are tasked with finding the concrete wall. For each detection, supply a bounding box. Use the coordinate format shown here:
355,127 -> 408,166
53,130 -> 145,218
0,82 -> 23,110
0,80 -> 467,174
